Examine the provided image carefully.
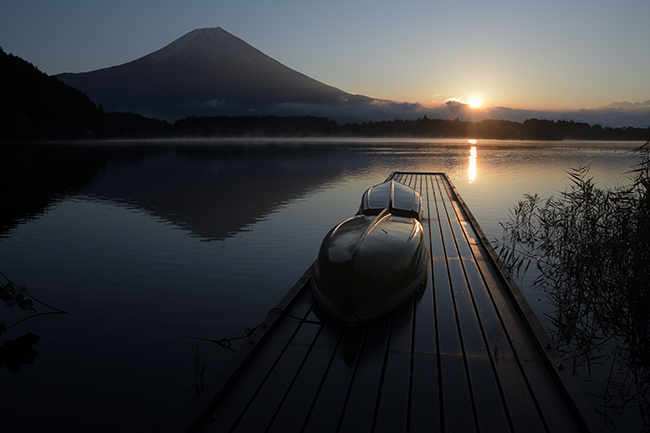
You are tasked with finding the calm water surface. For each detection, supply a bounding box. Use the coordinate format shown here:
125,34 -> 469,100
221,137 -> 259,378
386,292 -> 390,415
0,139 -> 642,431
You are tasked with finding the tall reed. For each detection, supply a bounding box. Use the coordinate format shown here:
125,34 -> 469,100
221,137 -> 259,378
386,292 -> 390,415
497,141 -> 649,430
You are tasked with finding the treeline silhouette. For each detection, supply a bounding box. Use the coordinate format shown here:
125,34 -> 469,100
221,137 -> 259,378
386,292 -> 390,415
2,48 -> 649,142
339,117 -> 650,141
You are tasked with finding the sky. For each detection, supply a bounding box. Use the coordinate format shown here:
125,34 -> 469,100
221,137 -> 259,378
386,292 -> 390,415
2,0 -> 650,126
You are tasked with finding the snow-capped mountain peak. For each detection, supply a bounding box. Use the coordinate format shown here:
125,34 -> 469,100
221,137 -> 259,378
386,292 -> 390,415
141,27 -> 265,64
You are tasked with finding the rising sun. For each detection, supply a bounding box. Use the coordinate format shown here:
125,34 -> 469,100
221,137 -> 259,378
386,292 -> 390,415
468,98 -> 482,108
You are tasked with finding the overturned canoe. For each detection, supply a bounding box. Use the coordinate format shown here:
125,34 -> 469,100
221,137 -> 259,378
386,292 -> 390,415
311,180 -> 428,325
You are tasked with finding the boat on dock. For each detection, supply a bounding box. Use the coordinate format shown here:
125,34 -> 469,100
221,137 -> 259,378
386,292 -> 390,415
311,180 -> 428,325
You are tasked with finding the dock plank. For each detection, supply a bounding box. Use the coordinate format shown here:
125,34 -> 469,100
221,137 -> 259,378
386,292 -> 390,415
374,300 -> 415,432
302,327 -> 366,433
266,342 -> 333,433
410,353 -> 440,432
337,319 -> 391,433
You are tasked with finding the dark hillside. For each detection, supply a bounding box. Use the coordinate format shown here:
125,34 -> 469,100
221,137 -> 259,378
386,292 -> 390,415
0,49 -> 172,140
0,47 -> 103,140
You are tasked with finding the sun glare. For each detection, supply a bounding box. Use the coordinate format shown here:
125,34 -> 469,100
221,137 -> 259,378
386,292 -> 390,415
469,98 -> 481,108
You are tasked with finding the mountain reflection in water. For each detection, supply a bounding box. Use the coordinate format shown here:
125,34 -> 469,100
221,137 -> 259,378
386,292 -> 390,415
1,143 -> 350,241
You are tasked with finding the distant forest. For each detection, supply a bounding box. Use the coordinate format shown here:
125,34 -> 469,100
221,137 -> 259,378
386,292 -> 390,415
171,116 -> 650,141
2,48 -> 649,142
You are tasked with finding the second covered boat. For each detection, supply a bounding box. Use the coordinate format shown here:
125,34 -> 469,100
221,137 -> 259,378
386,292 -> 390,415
311,179 -> 428,325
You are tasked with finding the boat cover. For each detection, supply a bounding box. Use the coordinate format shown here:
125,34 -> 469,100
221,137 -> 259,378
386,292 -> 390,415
359,180 -> 423,220
312,180 -> 428,325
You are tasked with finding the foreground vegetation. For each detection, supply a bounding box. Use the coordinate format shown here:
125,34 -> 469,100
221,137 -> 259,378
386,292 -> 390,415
2,49 -> 649,142
497,142 -> 650,430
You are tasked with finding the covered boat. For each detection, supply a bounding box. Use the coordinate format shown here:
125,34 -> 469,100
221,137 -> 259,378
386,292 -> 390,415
311,180 -> 428,325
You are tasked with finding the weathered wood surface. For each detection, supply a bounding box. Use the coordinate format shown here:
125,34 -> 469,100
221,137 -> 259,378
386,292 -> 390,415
189,173 -> 605,433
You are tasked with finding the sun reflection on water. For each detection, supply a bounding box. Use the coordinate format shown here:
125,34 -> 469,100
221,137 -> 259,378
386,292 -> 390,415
468,146 -> 477,183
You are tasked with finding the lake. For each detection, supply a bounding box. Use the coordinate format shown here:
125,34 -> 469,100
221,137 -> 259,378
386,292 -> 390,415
0,139 -> 644,432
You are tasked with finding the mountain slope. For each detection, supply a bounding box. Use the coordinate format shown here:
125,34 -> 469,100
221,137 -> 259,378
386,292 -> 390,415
0,48 -> 100,139
55,27 -> 371,120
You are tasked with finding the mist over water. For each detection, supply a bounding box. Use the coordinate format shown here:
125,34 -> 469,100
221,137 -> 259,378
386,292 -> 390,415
0,139 -> 641,431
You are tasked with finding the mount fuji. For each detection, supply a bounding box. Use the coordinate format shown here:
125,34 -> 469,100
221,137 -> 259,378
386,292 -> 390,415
55,27 -> 379,121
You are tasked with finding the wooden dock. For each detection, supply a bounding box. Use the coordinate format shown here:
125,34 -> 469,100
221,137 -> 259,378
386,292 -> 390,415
187,172 -> 605,433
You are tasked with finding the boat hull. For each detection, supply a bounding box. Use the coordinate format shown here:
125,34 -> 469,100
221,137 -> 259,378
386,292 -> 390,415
312,210 -> 428,325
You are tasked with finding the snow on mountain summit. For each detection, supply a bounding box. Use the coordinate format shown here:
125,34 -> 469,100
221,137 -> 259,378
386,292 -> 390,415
142,27 -> 266,64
